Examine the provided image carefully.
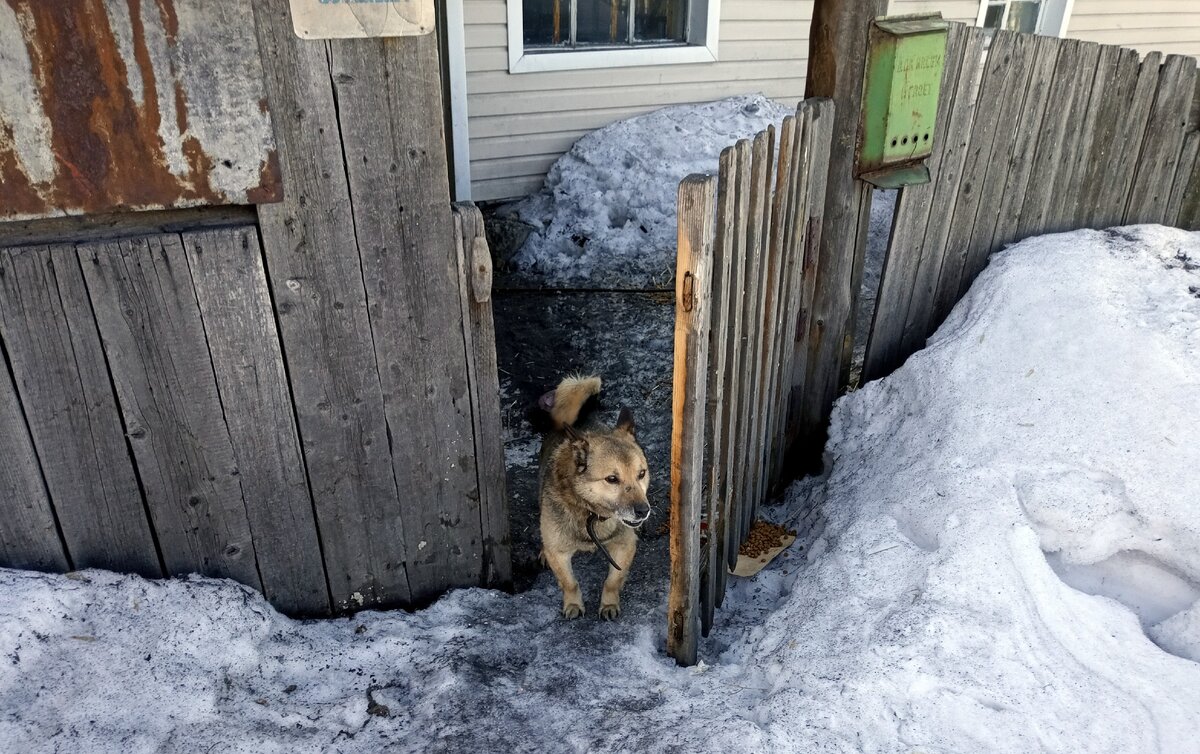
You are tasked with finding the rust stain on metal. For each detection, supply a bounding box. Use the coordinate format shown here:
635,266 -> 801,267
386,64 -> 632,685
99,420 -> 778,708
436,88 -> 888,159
0,0 -> 281,220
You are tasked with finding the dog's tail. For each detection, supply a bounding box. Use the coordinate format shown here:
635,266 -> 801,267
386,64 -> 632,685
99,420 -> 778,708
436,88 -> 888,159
548,374 -> 601,429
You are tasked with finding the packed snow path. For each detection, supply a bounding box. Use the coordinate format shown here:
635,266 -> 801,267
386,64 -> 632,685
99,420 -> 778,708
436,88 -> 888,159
2,226 -> 1199,752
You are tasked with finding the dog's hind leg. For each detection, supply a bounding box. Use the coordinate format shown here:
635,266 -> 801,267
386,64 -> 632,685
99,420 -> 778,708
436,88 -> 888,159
544,549 -> 585,619
598,536 -> 637,621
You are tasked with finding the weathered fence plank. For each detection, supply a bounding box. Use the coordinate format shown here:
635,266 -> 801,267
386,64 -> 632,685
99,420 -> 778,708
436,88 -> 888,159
78,235 -> 261,590
1168,132 -> 1200,227
1126,55 -> 1199,224
452,204 -> 512,590
1079,48 -> 1144,228
1051,42 -> 1109,230
901,26 -> 987,357
0,350 -> 69,572
252,0 -> 413,610
0,245 -> 160,577
935,31 -> 1029,318
862,23 -> 969,383
320,17 -> 488,601
181,227 -> 331,615
798,0 -> 887,457
990,34 -> 1062,250
785,99 -> 836,465
667,175 -> 716,667
702,146 -> 738,632
720,140 -> 752,576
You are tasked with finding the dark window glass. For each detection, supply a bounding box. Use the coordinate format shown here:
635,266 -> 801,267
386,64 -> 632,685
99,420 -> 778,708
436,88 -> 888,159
982,3 -> 1005,29
1006,1 -> 1042,33
524,0 -> 568,47
636,0 -> 686,42
576,0 -> 630,45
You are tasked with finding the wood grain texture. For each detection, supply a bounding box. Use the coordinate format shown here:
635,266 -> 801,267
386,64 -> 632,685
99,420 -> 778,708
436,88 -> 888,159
667,174 -> 716,667
0,345 -> 68,571
181,227 -> 330,615
252,0 -> 412,610
862,24 -> 969,383
78,235 -> 261,589
720,140 -> 752,573
327,33 -> 484,601
799,0 -> 887,437
785,99 -> 835,462
1126,55 -> 1199,225
1048,41 -> 1107,231
1167,131 -> 1199,227
702,146 -> 738,631
1079,48 -> 1144,229
900,27 -> 987,359
452,203 -> 512,590
0,244 -> 159,576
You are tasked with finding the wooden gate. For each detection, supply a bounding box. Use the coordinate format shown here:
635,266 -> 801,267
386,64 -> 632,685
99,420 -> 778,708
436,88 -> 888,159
0,0 -> 509,615
668,98 -> 835,665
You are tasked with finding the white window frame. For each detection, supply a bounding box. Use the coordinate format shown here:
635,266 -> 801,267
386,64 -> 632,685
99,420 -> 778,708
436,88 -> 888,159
506,0 -> 721,74
975,0 -> 1073,37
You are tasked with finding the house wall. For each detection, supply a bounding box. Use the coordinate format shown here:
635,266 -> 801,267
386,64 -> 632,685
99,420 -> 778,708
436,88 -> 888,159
462,0 -> 1200,202
1065,0 -> 1200,58
463,0 -> 814,201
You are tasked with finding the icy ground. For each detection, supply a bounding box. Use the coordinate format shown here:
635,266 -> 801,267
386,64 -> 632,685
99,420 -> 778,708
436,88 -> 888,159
500,94 -> 794,289
3,225 -> 1200,752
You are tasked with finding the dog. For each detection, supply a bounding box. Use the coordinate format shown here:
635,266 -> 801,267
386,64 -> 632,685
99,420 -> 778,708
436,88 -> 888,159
531,375 -> 651,620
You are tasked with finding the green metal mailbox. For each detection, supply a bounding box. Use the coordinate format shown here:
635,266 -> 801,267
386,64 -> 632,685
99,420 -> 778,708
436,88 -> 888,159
856,13 -> 950,188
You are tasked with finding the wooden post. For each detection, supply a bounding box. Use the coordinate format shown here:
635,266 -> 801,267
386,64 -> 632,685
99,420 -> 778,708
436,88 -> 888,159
794,0 -> 887,468
667,174 -> 716,666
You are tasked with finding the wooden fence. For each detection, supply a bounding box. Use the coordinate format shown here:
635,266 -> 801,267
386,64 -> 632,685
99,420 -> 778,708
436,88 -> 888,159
865,24 -> 1200,381
668,98 -> 835,665
668,22 -> 1200,665
0,0 -> 510,616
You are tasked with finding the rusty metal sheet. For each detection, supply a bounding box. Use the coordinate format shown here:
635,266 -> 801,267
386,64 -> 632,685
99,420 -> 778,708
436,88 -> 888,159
0,1 -> 281,221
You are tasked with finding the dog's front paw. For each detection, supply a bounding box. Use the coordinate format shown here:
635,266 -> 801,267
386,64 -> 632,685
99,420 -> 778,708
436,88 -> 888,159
562,602 -> 585,620
598,603 -> 620,621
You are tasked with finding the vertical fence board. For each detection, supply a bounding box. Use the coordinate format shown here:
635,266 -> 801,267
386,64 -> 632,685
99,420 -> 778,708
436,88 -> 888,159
720,141 -> 752,573
1126,55 -> 1199,225
452,203 -> 512,590
1051,42 -> 1107,231
990,34 -> 1062,249
702,147 -> 737,629
78,236 -> 262,590
901,27 -> 987,357
750,116 -> 796,522
182,227 -> 331,615
0,349 -> 68,572
327,34 -> 485,601
667,175 -> 716,667
934,31 -> 1030,320
734,130 -> 772,541
1168,132 -> 1200,227
862,24 -> 969,383
0,245 -> 159,576
786,99 -> 836,460
252,0 -> 413,610
1079,48 -> 1144,228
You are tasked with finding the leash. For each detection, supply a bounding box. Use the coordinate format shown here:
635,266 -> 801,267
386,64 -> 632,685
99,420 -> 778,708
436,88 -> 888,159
586,512 -> 621,571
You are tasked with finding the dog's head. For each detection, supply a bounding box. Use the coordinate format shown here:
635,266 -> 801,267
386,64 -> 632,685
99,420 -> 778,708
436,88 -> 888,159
563,408 -> 651,528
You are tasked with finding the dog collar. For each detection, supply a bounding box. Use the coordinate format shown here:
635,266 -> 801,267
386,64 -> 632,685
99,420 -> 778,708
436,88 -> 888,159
586,513 -> 621,571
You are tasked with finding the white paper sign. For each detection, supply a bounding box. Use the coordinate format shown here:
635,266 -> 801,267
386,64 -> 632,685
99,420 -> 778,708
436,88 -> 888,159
290,0 -> 434,39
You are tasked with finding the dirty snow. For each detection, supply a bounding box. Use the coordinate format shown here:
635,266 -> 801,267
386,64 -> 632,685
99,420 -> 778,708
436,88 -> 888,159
3,226 -> 1200,752
502,94 -> 795,289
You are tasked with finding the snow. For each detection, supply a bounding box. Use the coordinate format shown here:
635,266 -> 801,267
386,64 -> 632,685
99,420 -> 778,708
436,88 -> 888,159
501,94 -> 795,289
3,225 -> 1200,752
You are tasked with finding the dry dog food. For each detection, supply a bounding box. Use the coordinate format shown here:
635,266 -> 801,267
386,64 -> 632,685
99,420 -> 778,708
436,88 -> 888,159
739,520 -> 797,559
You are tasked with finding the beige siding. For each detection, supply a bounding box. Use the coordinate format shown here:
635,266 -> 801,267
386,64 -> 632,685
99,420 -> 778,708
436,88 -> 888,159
1066,0 -> 1200,58
463,0 -> 812,201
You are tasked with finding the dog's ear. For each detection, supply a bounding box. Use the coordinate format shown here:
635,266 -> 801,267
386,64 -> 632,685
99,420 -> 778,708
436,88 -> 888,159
615,407 -> 636,438
564,424 -> 589,473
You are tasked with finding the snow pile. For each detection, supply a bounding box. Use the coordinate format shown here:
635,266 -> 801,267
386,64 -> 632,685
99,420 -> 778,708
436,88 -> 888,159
3,226 -> 1199,752
505,94 -> 794,288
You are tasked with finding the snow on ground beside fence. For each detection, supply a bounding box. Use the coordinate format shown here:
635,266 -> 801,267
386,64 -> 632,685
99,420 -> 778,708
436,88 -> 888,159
2,226 -> 1199,752
504,94 -> 793,288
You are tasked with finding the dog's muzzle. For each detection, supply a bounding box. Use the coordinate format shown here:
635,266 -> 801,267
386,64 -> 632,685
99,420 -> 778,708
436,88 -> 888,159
620,502 -> 651,528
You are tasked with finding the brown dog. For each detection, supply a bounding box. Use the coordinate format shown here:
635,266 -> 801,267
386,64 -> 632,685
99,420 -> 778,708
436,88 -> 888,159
534,375 -> 650,620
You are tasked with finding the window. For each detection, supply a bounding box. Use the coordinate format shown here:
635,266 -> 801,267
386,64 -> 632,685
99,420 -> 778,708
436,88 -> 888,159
507,0 -> 720,73
977,0 -> 1070,38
